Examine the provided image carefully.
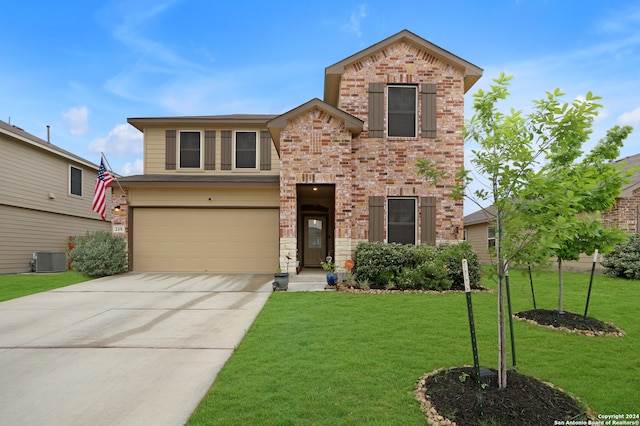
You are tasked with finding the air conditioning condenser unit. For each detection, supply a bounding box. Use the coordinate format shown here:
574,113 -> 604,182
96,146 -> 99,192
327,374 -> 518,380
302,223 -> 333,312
32,251 -> 67,273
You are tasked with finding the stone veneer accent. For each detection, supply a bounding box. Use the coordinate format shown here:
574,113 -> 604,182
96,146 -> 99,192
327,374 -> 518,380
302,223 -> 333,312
279,40 -> 465,268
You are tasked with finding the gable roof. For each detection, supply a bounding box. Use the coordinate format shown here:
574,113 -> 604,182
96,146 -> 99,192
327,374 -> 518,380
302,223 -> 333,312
614,153 -> 640,198
267,98 -> 364,154
324,29 -> 483,106
0,120 -> 98,170
464,205 -> 496,226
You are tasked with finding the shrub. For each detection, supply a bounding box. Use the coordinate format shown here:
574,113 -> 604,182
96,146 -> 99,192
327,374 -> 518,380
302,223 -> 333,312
601,234 -> 640,280
437,242 -> 482,290
353,242 -> 417,284
353,241 -> 482,290
69,231 -> 128,278
396,259 -> 452,291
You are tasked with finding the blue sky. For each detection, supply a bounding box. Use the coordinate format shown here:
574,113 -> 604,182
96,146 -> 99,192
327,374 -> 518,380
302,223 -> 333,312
2,0 -> 639,214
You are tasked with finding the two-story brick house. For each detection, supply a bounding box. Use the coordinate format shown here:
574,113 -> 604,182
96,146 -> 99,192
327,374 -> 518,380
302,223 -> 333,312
115,30 -> 483,273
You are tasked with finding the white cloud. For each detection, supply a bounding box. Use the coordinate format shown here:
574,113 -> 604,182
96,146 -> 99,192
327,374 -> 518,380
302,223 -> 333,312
62,106 -> 90,135
342,4 -> 367,38
89,123 -> 143,157
122,159 -> 144,175
617,106 -> 640,126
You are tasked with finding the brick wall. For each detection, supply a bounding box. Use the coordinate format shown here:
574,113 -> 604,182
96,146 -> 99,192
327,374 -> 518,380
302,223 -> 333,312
603,190 -> 640,234
279,40 -> 466,267
338,40 -> 465,245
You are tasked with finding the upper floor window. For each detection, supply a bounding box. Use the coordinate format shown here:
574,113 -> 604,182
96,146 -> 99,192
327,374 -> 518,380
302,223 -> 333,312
179,131 -> 201,169
488,226 -> 496,249
388,197 -> 417,245
234,131 -> 257,169
69,166 -> 82,196
387,85 -> 417,138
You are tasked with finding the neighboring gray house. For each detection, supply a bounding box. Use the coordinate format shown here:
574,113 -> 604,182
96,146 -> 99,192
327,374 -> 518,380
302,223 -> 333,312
0,120 -> 112,273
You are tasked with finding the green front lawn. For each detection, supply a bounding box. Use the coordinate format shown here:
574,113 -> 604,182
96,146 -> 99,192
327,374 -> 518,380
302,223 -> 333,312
189,269 -> 639,425
0,271 -> 92,302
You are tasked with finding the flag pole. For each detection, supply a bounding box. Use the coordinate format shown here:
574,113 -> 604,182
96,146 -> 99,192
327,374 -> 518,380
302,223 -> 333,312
100,152 -> 126,195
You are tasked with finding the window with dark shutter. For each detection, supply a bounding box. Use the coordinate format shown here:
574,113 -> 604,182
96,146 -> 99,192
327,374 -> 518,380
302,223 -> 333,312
204,130 -> 216,170
235,131 -> 257,169
368,196 -> 385,242
260,130 -> 272,170
221,130 -> 232,170
179,131 -> 201,169
165,130 -> 176,170
368,83 -> 384,138
388,198 -> 416,245
420,197 -> 436,245
421,83 -> 437,139
388,86 -> 417,138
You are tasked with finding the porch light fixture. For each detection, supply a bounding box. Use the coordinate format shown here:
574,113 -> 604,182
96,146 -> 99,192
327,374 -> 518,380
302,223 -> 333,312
113,205 -> 121,212
312,186 -> 318,191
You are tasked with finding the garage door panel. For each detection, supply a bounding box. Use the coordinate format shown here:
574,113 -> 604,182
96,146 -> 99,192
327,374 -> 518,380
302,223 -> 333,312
133,209 -> 279,273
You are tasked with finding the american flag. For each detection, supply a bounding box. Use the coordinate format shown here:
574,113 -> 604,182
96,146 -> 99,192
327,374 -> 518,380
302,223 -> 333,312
92,159 -> 115,220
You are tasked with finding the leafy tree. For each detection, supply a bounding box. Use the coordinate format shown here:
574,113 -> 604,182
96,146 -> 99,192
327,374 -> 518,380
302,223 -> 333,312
514,115 -> 633,313
419,73 -> 634,389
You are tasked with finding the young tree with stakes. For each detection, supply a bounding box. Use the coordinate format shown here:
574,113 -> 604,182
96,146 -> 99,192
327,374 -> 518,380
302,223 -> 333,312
418,73 -> 634,389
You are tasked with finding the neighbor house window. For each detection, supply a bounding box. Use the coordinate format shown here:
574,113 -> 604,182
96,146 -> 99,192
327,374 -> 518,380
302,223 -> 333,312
388,198 -> 417,245
488,226 -> 496,249
387,85 -> 417,137
179,131 -> 202,169
235,131 -> 258,169
69,166 -> 82,196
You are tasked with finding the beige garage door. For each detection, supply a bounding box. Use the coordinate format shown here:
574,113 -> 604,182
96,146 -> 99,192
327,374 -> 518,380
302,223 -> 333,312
133,208 -> 279,272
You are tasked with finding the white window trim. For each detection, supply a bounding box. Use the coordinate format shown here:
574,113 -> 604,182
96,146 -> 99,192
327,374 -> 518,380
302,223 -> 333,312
387,197 -> 418,245
233,130 -> 259,170
69,165 -> 83,197
178,130 -> 203,170
488,226 -> 496,248
386,85 -> 418,139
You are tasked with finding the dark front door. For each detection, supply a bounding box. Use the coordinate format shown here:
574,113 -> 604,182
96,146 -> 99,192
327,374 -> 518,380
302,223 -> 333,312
303,215 -> 326,267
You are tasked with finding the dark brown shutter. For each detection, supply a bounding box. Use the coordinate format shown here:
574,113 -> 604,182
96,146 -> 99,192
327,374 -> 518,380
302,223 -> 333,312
260,130 -> 271,170
368,196 -> 385,242
421,197 -> 437,244
165,130 -> 176,170
368,83 -> 384,138
221,130 -> 232,170
204,130 -> 216,170
421,83 -> 437,139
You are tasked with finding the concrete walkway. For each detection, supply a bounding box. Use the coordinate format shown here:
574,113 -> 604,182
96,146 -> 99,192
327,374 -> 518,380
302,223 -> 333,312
0,273 -> 278,426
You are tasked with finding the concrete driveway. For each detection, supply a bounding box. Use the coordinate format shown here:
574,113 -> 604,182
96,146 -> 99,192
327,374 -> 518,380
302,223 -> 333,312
0,273 -> 274,426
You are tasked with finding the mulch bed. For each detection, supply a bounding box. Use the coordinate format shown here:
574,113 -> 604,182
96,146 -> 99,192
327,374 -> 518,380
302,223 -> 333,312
415,366 -> 594,426
514,309 -> 625,337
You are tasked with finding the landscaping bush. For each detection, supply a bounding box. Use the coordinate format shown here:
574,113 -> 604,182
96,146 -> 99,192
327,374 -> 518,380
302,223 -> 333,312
601,234 -> 640,280
437,242 -> 482,290
353,242 -> 418,284
68,231 -> 127,278
353,241 -> 480,290
396,259 -> 452,291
